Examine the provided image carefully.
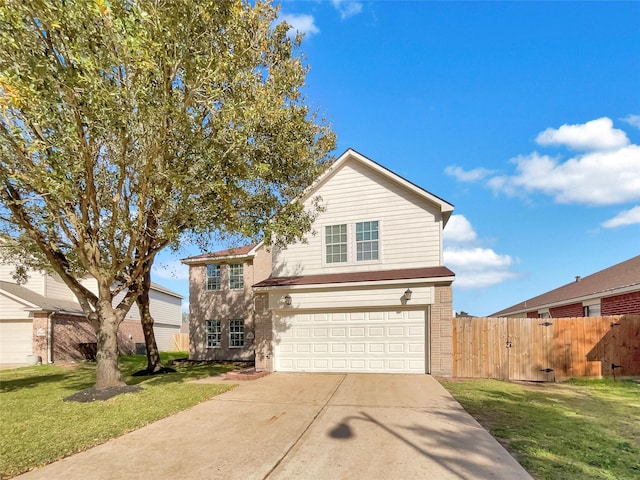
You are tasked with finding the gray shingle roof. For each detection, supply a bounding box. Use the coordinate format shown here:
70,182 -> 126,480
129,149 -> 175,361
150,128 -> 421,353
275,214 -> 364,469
0,281 -> 84,314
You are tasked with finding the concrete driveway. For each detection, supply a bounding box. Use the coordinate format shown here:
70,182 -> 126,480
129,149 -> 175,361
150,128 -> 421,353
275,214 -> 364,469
16,374 -> 531,480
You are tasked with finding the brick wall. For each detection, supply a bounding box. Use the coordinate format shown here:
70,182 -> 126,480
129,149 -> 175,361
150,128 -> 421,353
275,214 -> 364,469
527,311 -> 538,318
550,302 -> 583,318
253,293 -> 273,372
51,314 -> 144,362
602,291 -> 640,315
431,283 -> 453,377
31,312 -> 49,362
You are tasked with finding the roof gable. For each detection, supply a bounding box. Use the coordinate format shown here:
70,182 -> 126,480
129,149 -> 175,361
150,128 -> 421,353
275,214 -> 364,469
302,149 -> 454,225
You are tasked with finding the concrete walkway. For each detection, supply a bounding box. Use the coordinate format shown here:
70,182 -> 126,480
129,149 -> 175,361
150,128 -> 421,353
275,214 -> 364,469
16,374 -> 532,480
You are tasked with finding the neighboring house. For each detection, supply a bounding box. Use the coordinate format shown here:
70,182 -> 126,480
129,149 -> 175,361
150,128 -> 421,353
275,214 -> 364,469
492,255 -> 640,318
183,149 -> 456,376
0,263 -> 183,364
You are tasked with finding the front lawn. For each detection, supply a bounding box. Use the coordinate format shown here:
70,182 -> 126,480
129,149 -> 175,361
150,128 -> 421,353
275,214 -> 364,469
440,378 -> 640,480
0,353 -> 237,479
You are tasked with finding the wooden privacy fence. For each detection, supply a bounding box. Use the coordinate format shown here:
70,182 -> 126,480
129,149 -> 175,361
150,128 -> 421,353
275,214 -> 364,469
453,315 -> 640,381
173,333 -> 189,351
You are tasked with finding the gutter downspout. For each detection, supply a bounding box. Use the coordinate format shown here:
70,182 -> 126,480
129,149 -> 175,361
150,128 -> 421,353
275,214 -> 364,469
47,312 -> 53,364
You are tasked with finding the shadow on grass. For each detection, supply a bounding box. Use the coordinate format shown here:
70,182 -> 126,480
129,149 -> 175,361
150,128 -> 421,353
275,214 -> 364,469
0,374 -> 67,393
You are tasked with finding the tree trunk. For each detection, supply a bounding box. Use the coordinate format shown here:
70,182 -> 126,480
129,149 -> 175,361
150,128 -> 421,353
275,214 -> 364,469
94,302 -> 126,389
138,268 -> 164,373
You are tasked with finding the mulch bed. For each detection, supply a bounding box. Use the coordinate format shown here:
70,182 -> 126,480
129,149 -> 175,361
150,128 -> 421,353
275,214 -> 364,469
63,385 -> 143,403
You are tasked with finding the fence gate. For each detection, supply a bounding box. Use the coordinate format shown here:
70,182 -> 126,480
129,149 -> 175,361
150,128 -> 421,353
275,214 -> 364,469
507,317 -> 555,381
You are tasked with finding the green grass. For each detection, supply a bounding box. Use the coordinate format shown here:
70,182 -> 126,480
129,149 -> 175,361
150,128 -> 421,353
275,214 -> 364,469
440,378 -> 640,480
0,353 -> 238,479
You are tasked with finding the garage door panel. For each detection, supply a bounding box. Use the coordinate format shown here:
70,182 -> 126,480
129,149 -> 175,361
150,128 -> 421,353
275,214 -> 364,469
275,310 -> 426,373
0,320 -> 32,364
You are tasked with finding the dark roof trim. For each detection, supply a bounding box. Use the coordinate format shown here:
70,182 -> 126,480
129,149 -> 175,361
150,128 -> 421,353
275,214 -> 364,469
254,266 -> 455,288
181,243 -> 261,264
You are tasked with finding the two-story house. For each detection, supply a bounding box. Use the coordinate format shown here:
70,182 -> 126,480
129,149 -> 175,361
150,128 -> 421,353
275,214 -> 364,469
183,149 -> 456,376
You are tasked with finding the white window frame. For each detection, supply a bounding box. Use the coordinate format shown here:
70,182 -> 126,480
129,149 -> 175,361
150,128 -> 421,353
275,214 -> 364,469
323,221 -> 381,266
355,220 -> 379,262
206,265 -> 221,291
229,263 -> 244,290
325,224 -> 348,264
205,320 -> 221,348
229,319 -> 244,348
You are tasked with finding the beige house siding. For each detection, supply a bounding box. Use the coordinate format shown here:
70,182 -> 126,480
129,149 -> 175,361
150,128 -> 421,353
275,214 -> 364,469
44,272 -> 74,301
272,161 -> 444,277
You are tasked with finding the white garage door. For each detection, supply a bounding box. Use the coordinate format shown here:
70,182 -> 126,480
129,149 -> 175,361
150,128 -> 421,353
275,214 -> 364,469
0,320 -> 33,364
274,310 -> 426,373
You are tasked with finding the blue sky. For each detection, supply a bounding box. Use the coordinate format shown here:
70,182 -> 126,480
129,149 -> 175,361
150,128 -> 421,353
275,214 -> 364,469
152,1 -> 640,316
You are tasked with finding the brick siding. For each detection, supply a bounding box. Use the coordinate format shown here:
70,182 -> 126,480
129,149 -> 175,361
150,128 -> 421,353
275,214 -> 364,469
430,284 -> 453,377
602,291 -> 640,315
550,302 -> 583,318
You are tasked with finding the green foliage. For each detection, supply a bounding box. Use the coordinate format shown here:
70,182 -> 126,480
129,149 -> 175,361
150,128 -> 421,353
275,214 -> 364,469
0,0 -> 334,386
0,0 -> 334,295
0,352 -> 238,477
441,378 -> 640,480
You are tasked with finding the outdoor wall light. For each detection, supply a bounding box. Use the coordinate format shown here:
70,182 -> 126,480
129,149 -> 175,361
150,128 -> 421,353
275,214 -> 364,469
404,289 -> 412,301
284,294 -> 292,306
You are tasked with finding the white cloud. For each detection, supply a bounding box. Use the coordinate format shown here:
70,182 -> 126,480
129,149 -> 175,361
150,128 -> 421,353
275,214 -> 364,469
442,215 -> 518,289
535,117 -> 629,151
443,215 -> 477,244
602,205 -> 640,228
279,14 -> 320,38
151,260 -> 189,281
622,114 -> 640,130
332,1 -> 363,20
444,165 -> 494,182
488,145 -> 640,205
444,247 -> 519,289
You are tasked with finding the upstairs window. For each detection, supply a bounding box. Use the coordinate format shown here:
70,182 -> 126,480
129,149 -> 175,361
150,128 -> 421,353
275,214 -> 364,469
356,221 -> 379,261
229,319 -> 244,348
206,265 -> 221,291
229,263 -> 244,289
325,224 -> 347,263
205,320 -> 221,348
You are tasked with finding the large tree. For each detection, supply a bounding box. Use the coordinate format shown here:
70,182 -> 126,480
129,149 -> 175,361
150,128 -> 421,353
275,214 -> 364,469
0,0 -> 335,389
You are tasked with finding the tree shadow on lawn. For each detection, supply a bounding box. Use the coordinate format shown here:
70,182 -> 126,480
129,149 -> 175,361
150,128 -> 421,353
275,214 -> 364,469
0,374 -> 67,393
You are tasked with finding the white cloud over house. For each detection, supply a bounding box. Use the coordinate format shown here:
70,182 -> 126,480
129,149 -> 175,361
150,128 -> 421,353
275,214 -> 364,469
331,1 -> 363,20
279,13 -> 320,38
621,114 -> 640,130
444,165 -> 494,182
449,118 -> 640,208
602,205 -> 640,228
535,117 -> 629,151
443,215 -> 518,289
